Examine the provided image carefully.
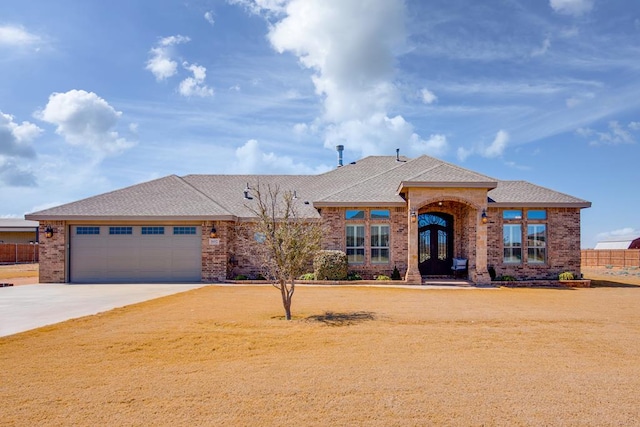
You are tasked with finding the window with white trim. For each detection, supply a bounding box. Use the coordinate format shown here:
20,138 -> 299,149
527,224 -> 546,264
346,224 -> 365,264
503,224 -> 522,263
370,225 -> 390,263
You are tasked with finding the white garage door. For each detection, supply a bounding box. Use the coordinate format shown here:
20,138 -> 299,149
70,225 -> 201,283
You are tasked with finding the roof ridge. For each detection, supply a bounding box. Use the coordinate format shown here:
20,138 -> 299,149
313,156 -> 412,201
175,175 -> 235,216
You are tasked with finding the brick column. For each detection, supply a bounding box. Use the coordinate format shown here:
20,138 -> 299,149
472,208 -> 491,285
405,203 -> 421,284
39,221 -> 66,283
201,221 -> 229,282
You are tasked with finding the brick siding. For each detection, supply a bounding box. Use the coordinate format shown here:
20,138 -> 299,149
38,221 -> 66,283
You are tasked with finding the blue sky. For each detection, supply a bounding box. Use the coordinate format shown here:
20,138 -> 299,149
1,0 -> 638,248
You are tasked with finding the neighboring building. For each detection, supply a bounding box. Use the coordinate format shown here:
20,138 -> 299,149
594,238 -> 640,250
26,154 -> 590,284
0,219 -> 39,244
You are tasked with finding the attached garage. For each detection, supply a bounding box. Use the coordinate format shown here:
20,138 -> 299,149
70,225 -> 201,283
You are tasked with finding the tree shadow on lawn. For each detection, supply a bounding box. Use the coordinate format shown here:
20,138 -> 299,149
305,311 -> 377,326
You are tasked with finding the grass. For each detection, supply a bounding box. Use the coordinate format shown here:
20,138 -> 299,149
0,263 -> 38,280
2,282 -> 640,426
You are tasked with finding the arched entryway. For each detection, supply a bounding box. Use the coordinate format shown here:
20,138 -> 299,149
418,212 -> 453,276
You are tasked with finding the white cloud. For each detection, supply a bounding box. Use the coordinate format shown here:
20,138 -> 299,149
531,37 -> 551,57
228,0 -> 288,15
549,0 -> 594,16
566,97 -> 581,108
596,228 -> 640,241
35,90 -> 135,156
257,0 -> 421,157
456,129 -> 509,161
482,130 -> 509,158
146,35 -> 191,81
179,62 -> 214,97
629,121 -> 640,131
233,139 -> 330,174
420,88 -> 437,104
0,25 -> 41,47
581,121 -> 635,146
0,111 -> 42,158
0,158 -> 37,187
410,133 -> 448,157
204,11 -> 215,25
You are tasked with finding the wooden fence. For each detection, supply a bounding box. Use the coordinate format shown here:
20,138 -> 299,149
581,249 -> 640,268
0,243 -> 39,264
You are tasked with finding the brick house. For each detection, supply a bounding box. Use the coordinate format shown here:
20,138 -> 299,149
26,154 -> 590,284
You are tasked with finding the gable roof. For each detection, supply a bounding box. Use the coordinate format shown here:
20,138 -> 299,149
25,155 -> 590,221
487,181 -> 590,207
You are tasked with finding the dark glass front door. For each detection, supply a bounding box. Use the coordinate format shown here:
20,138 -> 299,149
418,212 -> 453,275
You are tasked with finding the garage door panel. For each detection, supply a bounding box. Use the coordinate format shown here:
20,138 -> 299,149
70,225 -> 201,283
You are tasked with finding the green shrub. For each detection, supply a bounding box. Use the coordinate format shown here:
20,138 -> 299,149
254,273 -> 266,280
497,275 -> 517,282
299,272 -> 316,280
313,250 -> 348,280
558,271 -> 574,280
376,275 -> 391,281
391,266 -> 402,280
347,272 -> 362,281
234,274 -> 248,280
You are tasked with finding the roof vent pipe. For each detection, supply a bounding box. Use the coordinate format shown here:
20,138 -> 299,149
336,145 -> 344,167
396,148 -> 400,162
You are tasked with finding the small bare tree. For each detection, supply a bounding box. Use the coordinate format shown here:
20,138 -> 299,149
246,184 -> 322,320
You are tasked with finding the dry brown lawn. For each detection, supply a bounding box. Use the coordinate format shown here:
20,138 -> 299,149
0,263 -> 38,281
2,279 -> 640,426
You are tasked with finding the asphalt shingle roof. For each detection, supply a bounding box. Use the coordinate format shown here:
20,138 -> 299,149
26,155 -> 590,220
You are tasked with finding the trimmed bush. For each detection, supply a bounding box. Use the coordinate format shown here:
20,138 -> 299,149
391,266 -> 402,280
559,271 -> 575,280
376,275 -> 391,281
347,272 -> 362,281
299,272 -> 316,280
234,274 -> 248,280
313,250 -> 348,280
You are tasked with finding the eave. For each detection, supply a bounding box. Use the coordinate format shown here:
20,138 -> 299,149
397,181 -> 498,193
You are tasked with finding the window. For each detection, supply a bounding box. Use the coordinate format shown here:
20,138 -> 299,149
109,226 -> 132,235
76,226 -> 99,235
346,225 -> 365,263
346,210 -> 365,220
527,224 -> 546,264
142,226 -> 164,235
173,226 -> 196,235
503,210 -> 522,220
370,210 -> 390,219
370,225 -> 390,263
527,210 -> 547,220
503,224 -> 522,263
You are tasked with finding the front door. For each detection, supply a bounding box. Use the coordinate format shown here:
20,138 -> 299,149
418,212 -> 453,276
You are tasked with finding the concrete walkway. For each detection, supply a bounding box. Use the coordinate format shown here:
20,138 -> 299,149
0,283 -> 206,337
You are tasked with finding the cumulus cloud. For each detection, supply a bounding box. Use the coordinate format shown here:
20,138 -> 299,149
420,88 -> 437,104
235,0 -> 428,157
179,62 -> 214,97
456,130 -> 509,161
35,90 -> 135,156
549,0 -> 594,16
233,139 -> 330,174
578,121 -> 636,146
482,130 -> 509,157
0,111 -> 42,157
629,121 -> 640,131
146,35 -> 191,81
0,24 -> 41,47
204,11 -> 215,25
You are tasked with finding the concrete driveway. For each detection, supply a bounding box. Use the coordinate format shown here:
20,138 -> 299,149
0,283 -> 206,337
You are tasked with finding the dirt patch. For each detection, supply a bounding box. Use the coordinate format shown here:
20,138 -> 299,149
583,266 -> 640,287
2,285 -> 640,425
0,263 -> 38,282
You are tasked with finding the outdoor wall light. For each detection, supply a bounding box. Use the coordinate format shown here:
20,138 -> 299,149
210,226 -> 218,239
481,209 -> 488,224
44,225 -> 54,238
410,209 -> 417,223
